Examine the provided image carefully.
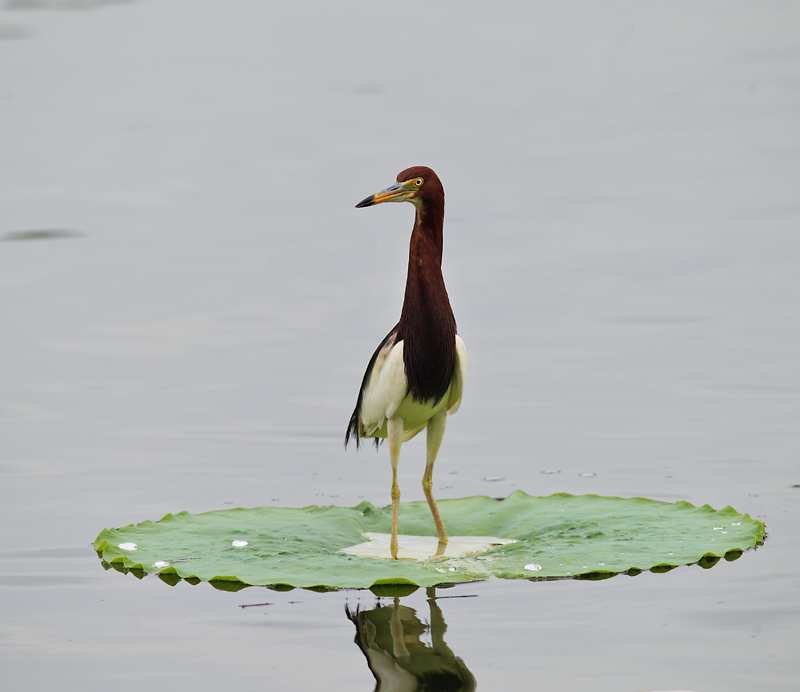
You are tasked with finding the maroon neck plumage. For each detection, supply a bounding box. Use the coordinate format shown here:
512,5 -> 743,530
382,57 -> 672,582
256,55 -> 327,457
396,171 -> 457,404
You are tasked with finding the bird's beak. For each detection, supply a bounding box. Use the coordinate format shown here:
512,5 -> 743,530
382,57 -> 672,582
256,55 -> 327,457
356,181 -> 414,208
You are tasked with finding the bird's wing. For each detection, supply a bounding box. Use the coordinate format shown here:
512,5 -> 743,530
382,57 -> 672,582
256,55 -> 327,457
446,334 -> 467,415
359,334 -> 408,437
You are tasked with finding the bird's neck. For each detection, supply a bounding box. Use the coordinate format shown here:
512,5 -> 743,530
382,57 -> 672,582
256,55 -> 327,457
401,204 -> 451,322
397,203 -> 457,403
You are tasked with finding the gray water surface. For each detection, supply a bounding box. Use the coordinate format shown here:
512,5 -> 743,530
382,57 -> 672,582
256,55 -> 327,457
1,2 -> 799,691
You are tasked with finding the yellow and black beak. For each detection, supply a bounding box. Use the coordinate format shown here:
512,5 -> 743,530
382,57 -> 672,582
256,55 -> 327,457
356,180 -> 416,208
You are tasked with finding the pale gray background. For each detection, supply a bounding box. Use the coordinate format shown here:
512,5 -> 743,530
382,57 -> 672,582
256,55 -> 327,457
1,2 -> 798,690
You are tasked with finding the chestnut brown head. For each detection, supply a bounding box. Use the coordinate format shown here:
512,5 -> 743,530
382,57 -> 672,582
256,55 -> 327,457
355,166 -> 444,211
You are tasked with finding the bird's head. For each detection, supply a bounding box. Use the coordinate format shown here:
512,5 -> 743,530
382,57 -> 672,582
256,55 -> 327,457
356,166 -> 443,211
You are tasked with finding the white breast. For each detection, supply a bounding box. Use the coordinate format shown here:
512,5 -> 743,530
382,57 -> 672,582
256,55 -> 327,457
359,334 -> 467,440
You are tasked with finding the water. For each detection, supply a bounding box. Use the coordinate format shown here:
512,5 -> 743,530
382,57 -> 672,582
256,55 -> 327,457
2,2 -> 799,691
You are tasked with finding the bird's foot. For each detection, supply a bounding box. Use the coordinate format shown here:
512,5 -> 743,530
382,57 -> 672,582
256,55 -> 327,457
427,538 -> 448,560
426,553 -> 449,562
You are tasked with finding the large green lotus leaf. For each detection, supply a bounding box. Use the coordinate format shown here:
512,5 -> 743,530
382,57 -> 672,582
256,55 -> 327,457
94,492 -> 764,589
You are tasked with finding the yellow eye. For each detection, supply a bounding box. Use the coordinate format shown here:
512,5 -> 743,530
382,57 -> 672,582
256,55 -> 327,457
414,178 -> 424,187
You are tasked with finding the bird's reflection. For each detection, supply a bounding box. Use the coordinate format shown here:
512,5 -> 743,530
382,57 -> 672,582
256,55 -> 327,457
346,587 -> 476,692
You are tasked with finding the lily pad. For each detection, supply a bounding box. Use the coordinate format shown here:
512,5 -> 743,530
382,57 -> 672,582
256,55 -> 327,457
93,491 -> 764,589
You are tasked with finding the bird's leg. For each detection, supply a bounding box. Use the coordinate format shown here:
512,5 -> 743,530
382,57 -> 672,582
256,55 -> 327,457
423,410 -> 448,556
388,415 -> 403,560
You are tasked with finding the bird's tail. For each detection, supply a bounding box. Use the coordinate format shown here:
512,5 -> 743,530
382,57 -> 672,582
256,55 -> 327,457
345,406 -> 381,450
344,408 -> 361,449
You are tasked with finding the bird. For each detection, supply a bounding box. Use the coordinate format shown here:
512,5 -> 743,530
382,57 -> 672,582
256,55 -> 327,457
345,166 -> 467,560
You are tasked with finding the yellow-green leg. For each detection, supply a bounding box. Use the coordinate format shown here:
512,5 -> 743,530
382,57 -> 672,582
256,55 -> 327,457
388,415 -> 403,560
424,410 -> 449,556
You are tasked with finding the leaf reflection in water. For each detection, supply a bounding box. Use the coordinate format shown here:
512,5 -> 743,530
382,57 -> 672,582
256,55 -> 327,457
346,588 -> 476,692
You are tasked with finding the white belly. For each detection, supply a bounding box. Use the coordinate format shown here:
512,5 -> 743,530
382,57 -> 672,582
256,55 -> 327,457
359,334 -> 466,441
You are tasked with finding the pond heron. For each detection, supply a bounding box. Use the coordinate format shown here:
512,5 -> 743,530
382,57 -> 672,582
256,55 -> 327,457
345,166 -> 466,560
